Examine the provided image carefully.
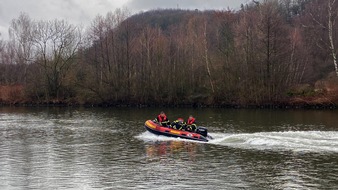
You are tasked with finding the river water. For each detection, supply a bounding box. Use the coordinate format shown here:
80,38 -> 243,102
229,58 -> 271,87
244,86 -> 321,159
0,107 -> 337,189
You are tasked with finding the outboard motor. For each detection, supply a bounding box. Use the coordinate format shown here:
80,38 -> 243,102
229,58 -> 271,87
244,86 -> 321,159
196,127 -> 208,137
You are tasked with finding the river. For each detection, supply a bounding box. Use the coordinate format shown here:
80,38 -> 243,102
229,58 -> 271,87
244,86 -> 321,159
0,107 -> 337,189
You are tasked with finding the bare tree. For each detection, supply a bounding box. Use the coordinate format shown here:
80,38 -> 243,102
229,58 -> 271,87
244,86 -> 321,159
303,0 -> 338,77
83,8 -> 131,102
328,0 -> 338,76
8,13 -> 34,65
8,13 -> 35,84
203,21 -> 215,93
31,19 -> 82,100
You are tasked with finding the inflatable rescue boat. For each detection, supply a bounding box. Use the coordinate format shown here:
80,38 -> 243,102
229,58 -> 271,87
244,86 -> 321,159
144,120 -> 212,142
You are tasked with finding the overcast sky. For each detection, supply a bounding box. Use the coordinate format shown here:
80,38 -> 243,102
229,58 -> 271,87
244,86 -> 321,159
0,0 -> 250,39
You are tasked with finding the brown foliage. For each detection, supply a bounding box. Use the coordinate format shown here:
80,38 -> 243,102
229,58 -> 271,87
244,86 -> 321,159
1,1 -> 338,107
0,85 -> 24,104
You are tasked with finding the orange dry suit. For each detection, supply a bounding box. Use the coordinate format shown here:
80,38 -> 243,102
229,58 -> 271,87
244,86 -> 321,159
155,114 -> 170,127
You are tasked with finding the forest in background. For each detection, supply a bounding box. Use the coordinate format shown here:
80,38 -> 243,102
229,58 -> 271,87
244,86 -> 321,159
1,0 -> 338,107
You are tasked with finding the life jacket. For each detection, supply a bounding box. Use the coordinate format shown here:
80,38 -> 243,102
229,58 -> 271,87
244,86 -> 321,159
187,117 -> 196,125
157,114 -> 167,122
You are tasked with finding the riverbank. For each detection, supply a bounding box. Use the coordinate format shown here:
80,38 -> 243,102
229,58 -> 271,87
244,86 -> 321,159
1,83 -> 338,109
1,99 -> 337,109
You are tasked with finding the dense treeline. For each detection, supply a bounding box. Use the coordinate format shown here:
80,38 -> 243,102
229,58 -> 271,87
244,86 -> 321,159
1,0 -> 338,106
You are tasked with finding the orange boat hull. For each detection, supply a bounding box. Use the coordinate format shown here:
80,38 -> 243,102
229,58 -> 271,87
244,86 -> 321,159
144,120 -> 209,142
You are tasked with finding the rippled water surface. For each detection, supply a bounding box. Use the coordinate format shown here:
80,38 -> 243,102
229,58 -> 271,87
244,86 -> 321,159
0,107 -> 338,189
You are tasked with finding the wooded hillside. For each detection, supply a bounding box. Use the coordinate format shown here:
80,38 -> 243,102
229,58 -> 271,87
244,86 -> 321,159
1,0 -> 338,107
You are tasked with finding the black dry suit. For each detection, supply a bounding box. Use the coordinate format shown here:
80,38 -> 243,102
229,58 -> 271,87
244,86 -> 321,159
170,120 -> 186,130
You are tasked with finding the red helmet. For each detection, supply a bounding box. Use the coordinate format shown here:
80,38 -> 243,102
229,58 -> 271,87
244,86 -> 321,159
177,118 -> 184,122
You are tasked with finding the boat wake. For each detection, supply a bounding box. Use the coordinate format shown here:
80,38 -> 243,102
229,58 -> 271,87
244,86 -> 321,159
137,131 -> 338,153
209,131 -> 338,153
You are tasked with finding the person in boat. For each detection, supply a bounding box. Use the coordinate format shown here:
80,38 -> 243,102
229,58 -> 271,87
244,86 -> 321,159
170,118 -> 186,130
154,111 -> 170,127
186,115 -> 197,132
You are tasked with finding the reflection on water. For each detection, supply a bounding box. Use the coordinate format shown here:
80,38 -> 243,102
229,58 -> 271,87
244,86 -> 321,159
0,107 -> 338,189
145,141 -> 198,161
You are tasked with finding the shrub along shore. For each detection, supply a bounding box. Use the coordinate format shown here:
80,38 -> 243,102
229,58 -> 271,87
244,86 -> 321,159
0,84 -> 337,109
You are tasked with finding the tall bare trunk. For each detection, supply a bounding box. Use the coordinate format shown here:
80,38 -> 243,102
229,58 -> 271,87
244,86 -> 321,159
328,0 -> 338,76
203,22 -> 215,93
